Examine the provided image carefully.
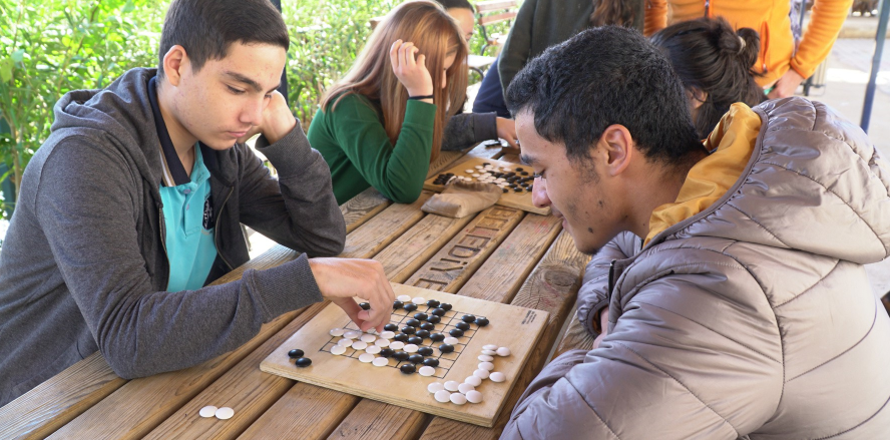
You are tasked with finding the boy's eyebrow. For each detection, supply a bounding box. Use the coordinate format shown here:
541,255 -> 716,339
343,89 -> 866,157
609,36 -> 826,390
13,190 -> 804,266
222,71 -> 280,93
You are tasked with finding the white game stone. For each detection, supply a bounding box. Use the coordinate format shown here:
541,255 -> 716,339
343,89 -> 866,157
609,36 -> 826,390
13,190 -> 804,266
365,345 -> 381,354
403,344 -> 419,353
372,357 -> 389,367
358,353 -> 375,363
472,173 -> 481,178
490,372 -> 506,382
464,375 -> 482,387
331,345 -> 347,355
434,390 -> 451,403
412,296 -> 426,304
419,366 -> 436,376
458,383 -> 475,394
444,380 -> 460,391
444,337 -> 460,345
199,405 -> 217,418
360,334 -> 376,343
481,349 -> 497,356
380,331 -> 395,339
478,354 -> 494,362
351,340 -> 368,350
337,338 -> 354,347
474,369 -> 490,379
215,407 -> 235,420
389,341 -> 405,350
375,338 -> 390,347
465,169 -> 474,174
478,361 -> 494,371
397,294 -> 412,302
329,328 -> 345,337
466,390 -> 483,403
497,347 -> 511,356
428,382 -> 445,393
474,165 -> 484,170
450,393 -> 468,405
343,330 -> 362,339
483,344 -> 498,350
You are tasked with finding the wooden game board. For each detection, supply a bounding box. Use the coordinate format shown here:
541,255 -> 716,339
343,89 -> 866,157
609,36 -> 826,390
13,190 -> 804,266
423,157 -> 551,215
260,283 -> 549,427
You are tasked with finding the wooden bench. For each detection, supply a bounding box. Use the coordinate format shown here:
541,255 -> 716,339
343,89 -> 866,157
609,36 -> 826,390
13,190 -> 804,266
474,0 -> 518,56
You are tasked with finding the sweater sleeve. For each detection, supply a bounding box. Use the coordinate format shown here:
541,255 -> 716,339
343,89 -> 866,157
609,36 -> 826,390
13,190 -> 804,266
502,263 -> 783,439
790,0 -> 853,79
575,232 -> 640,336
499,0 -> 538,97
239,123 -> 346,257
644,0 -> 668,36
442,112 -> 498,151
34,137 -> 324,379
328,95 -> 436,204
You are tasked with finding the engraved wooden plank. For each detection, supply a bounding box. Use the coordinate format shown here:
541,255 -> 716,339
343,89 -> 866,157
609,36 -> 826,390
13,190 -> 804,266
419,230 -> 589,439
327,399 -> 427,440
341,188 -> 391,234
141,302 -> 328,440
423,157 -> 547,215
235,382 -> 359,440
0,353 -> 124,440
457,214 -> 561,302
340,192 -> 432,259
375,214 -> 474,283
403,206 -> 524,293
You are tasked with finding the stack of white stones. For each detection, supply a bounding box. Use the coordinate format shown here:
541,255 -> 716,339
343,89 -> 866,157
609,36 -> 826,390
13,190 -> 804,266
428,343 -> 511,405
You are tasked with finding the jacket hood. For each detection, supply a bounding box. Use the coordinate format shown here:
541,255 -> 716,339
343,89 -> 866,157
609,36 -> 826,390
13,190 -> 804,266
647,97 -> 890,265
50,68 -> 163,188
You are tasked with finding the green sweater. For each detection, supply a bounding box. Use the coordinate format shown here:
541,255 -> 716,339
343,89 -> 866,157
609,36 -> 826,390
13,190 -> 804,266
308,93 -> 436,205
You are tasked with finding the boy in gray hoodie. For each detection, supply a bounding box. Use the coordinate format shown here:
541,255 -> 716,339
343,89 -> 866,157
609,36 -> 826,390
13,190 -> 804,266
0,0 -> 394,406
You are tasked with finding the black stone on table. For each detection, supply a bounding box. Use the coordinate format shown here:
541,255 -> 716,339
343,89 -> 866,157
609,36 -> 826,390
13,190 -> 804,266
384,323 -> 399,332
438,343 -> 455,353
295,357 -> 312,367
417,346 -> 434,356
288,349 -> 304,358
408,336 -> 424,345
392,300 -> 403,310
455,321 -> 470,331
461,314 -> 476,323
426,315 -> 441,324
399,363 -> 416,374
426,299 -> 440,308
379,348 -> 395,358
394,332 -> 409,342
403,303 -> 418,312
405,318 -> 421,327
393,351 -> 410,361
415,329 -> 431,339
400,326 -> 416,335
430,307 -> 446,316
440,303 -> 453,311
475,317 -> 490,327
419,322 -> 435,331
430,333 -> 445,342
408,354 -> 425,364
449,328 -> 464,338
413,312 -> 428,321
422,357 -> 440,367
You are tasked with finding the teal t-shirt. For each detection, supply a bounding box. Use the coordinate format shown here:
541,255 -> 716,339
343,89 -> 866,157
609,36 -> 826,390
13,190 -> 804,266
159,146 -> 217,291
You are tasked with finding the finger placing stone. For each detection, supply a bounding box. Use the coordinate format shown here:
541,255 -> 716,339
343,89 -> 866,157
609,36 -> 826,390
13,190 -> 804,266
450,393 -> 467,405
331,345 -> 347,355
490,372 -> 506,382
478,361 -> 494,371
464,375 -> 482,387
215,407 -> 235,420
444,380 -> 460,392
372,357 -> 389,367
419,366 -> 436,376
497,347 -> 511,356
199,406 -> 217,418
458,383 -> 476,394
473,368 -> 490,379
466,390 -> 483,403
359,353 -> 375,363
434,390 -> 451,403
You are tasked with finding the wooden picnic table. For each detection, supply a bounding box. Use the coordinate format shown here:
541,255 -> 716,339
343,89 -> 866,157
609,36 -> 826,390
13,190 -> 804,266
0,142 -> 590,440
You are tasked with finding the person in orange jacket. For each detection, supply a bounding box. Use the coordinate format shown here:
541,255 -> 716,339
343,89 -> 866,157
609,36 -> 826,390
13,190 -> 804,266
644,0 -> 853,99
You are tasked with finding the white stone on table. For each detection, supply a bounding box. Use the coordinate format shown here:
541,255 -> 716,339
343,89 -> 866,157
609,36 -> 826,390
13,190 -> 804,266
397,294 -> 412,302
403,344 -> 419,353
374,338 -> 390,347
450,393 -> 467,405
497,347 -> 511,356
412,296 -> 426,304
331,345 -> 347,355
199,406 -> 217,418
419,366 -> 436,376
343,330 -> 362,339
434,390 -> 452,403
478,354 -> 494,362
365,345 -> 381,354
351,340 -> 368,350
473,369 -> 490,379
358,353 -> 375,363
329,328 -> 345,337
466,390 -> 483,403
389,341 -> 405,350
428,382 -> 445,393
215,407 -> 235,420
360,334 -> 376,343
444,337 -> 460,345
483,344 -> 498,351
379,331 -> 395,339
464,375 -> 482,387
481,349 -> 497,356
490,371 -> 506,382
478,361 -> 494,371
444,380 -> 460,392
372,357 -> 389,367
337,338 -> 354,347
458,383 -> 475,394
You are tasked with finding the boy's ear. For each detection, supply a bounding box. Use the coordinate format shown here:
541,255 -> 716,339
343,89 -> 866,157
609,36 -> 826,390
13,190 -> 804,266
597,124 -> 634,177
162,45 -> 189,87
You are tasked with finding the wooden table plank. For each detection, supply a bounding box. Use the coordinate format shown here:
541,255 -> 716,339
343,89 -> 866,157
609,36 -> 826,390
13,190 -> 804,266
141,302 -> 328,440
341,188 -> 391,234
457,214 -> 561,302
326,399 -> 428,440
375,214 -> 475,283
340,192 -> 432,259
553,308 -> 595,358
0,353 -> 124,440
419,230 -> 589,439
403,206 -> 524,293
235,382 -> 359,440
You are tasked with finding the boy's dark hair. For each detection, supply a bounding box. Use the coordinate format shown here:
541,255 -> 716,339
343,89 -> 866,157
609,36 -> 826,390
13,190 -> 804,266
434,0 -> 475,12
158,0 -> 290,77
506,26 -> 702,168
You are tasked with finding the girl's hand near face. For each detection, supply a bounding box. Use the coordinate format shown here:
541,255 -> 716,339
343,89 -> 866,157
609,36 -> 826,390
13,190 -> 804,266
390,39 -> 434,100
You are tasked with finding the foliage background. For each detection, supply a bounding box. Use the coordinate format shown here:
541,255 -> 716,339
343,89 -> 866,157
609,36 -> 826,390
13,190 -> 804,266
0,0 -> 509,220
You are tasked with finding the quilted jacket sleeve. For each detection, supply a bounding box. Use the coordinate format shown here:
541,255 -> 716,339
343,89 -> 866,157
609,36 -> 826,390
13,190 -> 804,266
576,232 -> 640,336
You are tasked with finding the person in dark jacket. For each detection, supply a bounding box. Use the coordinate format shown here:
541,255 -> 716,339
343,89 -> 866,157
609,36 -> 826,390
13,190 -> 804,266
502,26 -> 890,439
0,0 -> 394,407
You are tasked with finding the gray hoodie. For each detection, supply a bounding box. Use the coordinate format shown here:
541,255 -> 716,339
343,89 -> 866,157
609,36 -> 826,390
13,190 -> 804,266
0,68 -> 345,406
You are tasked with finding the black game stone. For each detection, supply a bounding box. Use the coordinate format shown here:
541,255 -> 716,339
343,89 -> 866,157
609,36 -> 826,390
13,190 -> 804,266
403,303 -> 418,312
379,348 -> 395,358
440,303 -> 453,311
415,329 -> 431,339
426,299 -> 441,308
400,363 -> 416,374
405,318 -> 421,327
419,322 -> 435,331
430,307 -> 446,316
426,315 -> 441,324
475,317 -> 490,327
407,336 -> 424,345
295,357 -> 312,367
288,349 -> 304,358
392,300 -> 404,310
455,321 -> 470,331
417,346 -> 434,356
359,302 -> 370,310
422,357 -> 440,367
384,323 -> 399,332
394,333 -> 409,342
401,326 -> 416,335
449,328 -> 464,338
413,312 -> 429,321
408,354 -> 425,364
430,333 -> 445,342
438,343 -> 455,353
461,314 -> 476,323
393,351 -> 410,361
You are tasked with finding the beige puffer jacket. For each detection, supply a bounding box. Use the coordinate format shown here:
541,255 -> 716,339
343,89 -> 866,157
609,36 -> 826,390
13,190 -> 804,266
502,98 -> 890,439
